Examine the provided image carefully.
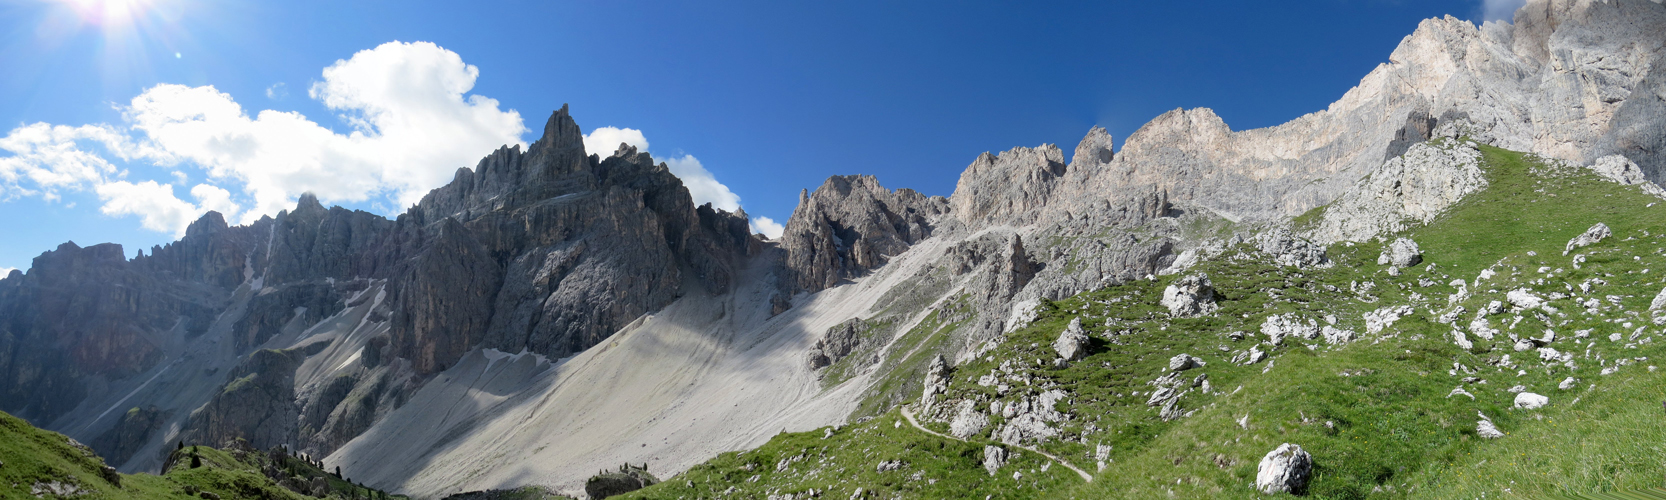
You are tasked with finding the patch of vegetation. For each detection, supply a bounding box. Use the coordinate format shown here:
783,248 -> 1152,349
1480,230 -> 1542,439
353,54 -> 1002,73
616,410 -> 1079,499
0,410 -> 406,499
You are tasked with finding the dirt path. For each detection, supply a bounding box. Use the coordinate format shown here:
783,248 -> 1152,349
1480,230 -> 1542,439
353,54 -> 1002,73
899,406 -> 1094,483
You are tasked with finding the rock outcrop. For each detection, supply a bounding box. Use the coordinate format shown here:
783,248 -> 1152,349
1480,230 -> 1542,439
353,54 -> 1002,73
178,348 -> 305,451
1379,237 -> 1424,267
1160,274 -> 1218,317
90,406 -> 166,469
584,464 -> 657,499
1312,142 -> 1486,243
1052,318 -> 1089,361
781,175 -> 947,293
807,318 -> 867,370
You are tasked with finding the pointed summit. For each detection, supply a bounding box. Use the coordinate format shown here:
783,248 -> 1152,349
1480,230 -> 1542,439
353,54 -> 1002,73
538,104 -> 585,152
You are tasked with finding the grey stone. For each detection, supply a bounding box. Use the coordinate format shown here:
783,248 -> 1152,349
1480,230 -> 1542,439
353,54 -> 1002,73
1378,237 -> 1423,267
1261,313 -> 1319,345
948,401 -> 988,440
1053,318 -> 1090,361
1167,354 -> 1204,371
1160,274 -> 1218,317
1514,392 -> 1550,410
982,446 -> 1007,476
1255,443 -> 1312,494
1256,228 -> 1329,268
1319,143 -> 1487,244
1477,419 -> 1505,439
1564,223 -> 1612,255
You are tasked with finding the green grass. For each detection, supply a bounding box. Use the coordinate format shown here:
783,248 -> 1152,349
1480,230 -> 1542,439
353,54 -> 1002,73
635,144 -> 1666,499
0,410 -> 406,499
615,410 -> 1082,499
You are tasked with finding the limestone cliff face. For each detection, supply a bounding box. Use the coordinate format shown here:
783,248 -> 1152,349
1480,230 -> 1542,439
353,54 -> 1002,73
178,348 -> 305,451
781,175 -> 948,293
949,145 -> 1068,227
0,238 -> 243,425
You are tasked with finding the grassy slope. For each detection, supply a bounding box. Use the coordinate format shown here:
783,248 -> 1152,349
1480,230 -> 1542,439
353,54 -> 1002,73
0,410 -> 404,499
622,145 -> 1666,499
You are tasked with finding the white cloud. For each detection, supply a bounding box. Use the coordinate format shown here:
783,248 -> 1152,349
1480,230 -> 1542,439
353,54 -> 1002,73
0,40 -> 528,234
265,82 -> 287,100
94,181 -> 240,237
1481,0 -> 1526,22
130,40 -> 528,220
749,216 -> 784,239
0,123 -> 140,201
660,154 -> 741,212
585,126 -> 745,213
582,126 -> 649,158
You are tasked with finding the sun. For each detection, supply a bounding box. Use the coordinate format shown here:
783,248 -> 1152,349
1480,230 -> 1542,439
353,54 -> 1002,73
59,0 -> 152,27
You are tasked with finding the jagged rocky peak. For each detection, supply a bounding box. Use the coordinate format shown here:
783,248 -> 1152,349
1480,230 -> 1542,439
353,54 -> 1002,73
1071,126 -> 1115,168
411,104 -> 594,223
780,174 -> 948,293
949,144 -> 1067,227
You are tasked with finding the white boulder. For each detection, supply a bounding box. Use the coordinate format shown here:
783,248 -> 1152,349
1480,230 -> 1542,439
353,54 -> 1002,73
982,446 -> 1007,476
1564,223 -> 1611,255
949,401 -> 988,439
1255,443 -> 1313,494
1364,305 -> 1415,334
1161,274 -> 1218,317
1506,289 -> 1543,310
1514,392 -> 1550,410
1377,237 -> 1423,267
1168,353 -> 1205,371
1053,318 -> 1090,361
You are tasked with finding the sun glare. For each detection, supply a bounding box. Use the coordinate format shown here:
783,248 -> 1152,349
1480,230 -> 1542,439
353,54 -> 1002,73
60,0 -> 151,27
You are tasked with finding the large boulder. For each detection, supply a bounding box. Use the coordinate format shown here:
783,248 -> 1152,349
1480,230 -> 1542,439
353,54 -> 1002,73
1160,274 -> 1218,317
982,446 -> 1007,476
1167,354 -> 1204,371
1564,223 -> 1611,255
1053,318 -> 1090,361
1514,392 -> 1550,410
949,401 -> 988,439
1255,443 -> 1313,494
1377,237 -> 1423,267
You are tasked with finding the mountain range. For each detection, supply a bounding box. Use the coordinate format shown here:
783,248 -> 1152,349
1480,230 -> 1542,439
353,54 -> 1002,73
3,0 -> 1665,498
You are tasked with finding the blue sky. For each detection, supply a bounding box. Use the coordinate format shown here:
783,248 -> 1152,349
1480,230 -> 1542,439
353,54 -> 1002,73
0,0 -> 1525,273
